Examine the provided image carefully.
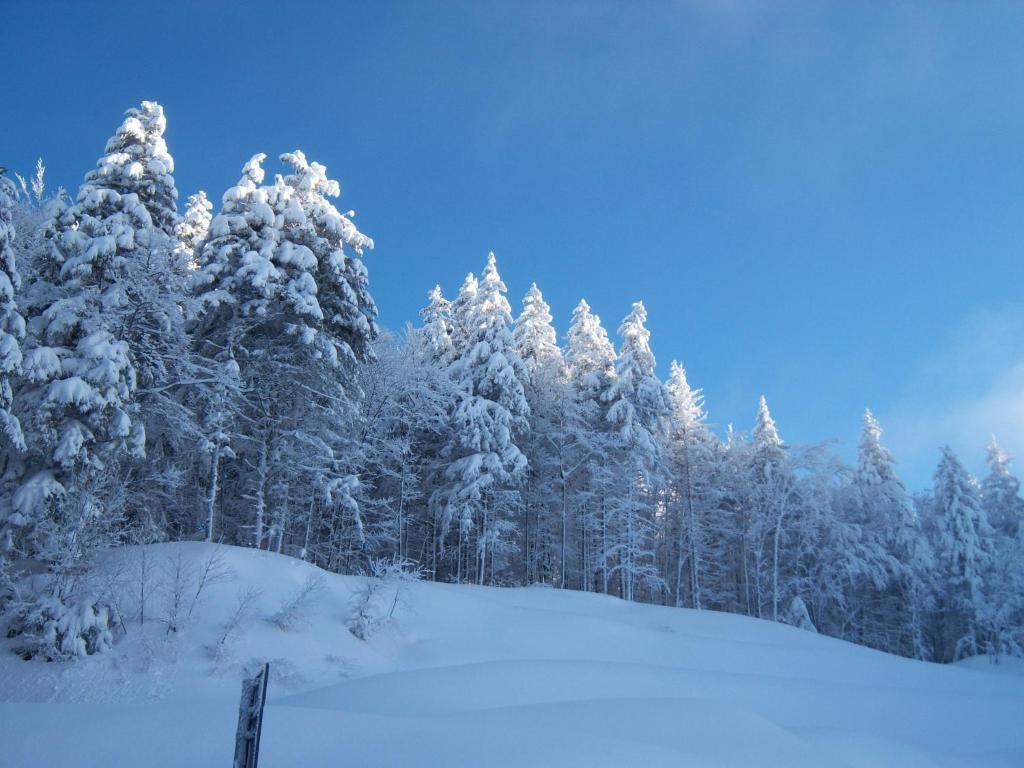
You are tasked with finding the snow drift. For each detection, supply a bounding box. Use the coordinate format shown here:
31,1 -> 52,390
1,542 -> 1021,767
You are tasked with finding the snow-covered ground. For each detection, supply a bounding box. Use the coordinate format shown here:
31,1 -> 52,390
1,543 -> 1021,767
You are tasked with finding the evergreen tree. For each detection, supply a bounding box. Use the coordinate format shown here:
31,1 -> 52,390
932,446 -> 990,661
604,301 -> 668,601
175,190 -> 212,267
664,360 -> 716,609
514,283 -> 566,583
979,437 -> 1024,659
191,151 -> 377,560
981,437 -> 1023,538
514,283 -> 560,372
565,299 -> 616,384
449,272 -> 478,359
263,150 -> 377,564
189,154 -> 278,542
0,171 -> 25,453
420,285 -> 454,364
563,299 -> 617,592
4,101 -> 180,657
749,396 -> 797,621
83,100 -> 178,237
16,101 -> 182,525
851,409 -> 922,655
436,253 -> 529,584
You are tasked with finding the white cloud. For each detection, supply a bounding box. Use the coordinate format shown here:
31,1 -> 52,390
881,306 -> 1024,489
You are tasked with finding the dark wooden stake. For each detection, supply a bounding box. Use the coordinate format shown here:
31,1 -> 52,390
234,662 -> 270,768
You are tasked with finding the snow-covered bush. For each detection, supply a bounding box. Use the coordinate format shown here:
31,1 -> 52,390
4,585 -> 116,660
348,557 -> 422,640
781,595 -> 817,633
268,573 -> 324,631
208,585 -> 262,664
154,547 -> 230,636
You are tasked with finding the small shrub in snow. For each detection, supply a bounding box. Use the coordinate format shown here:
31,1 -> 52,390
6,587 -> 117,660
268,573 -> 324,631
3,485 -> 126,661
347,581 -> 381,641
186,547 -> 230,621
159,549 -> 192,635
160,547 -> 229,635
208,585 -> 262,664
370,556 -> 425,581
782,595 -> 817,633
349,557 -> 422,640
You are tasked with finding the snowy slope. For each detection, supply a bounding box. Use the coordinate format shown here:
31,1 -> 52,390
1,543 -> 1021,767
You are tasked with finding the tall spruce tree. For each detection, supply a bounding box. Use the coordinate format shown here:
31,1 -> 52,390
563,299 -> 617,592
175,190 -> 212,268
0,171 -> 25,454
420,285 -> 454,364
437,253 -> 529,584
16,101 -> 182,525
932,446 -> 991,661
749,396 -> 796,620
851,410 -> 921,654
981,437 -> 1023,538
449,272 -> 478,359
664,360 -> 716,609
5,101 -> 180,658
514,283 -> 566,583
604,301 -> 668,601
191,151 -> 377,561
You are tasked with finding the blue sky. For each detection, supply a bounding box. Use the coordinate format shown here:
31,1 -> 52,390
3,1 -> 1024,489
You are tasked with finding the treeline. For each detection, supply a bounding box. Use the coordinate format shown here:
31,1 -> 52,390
0,102 -> 1021,663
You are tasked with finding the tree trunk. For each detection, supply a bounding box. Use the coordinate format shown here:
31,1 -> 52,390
253,436 -> 269,549
204,445 -> 221,543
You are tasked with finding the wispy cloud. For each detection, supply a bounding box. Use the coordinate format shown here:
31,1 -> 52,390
881,305 -> 1024,489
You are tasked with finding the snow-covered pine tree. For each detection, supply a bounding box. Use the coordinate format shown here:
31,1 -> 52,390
851,409 -> 924,656
5,101 -> 181,657
436,253 -> 529,585
514,283 -> 566,584
981,437 -> 1024,539
978,437 -> 1024,659
0,170 -> 25,454
358,331 -> 457,570
716,424 -> 756,615
606,302 -> 666,466
269,150 -> 376,366
92,110 -> 211,541
931,446 -> 991,661
514,283 -> 560,372
565,299 -> 616,386
192,151 -> 377,564
664,360 -> 716,609
562,299 -> 618,592
420,285 -> 454,364
449,272 -> 478,360
603,301 -> 669,601
175,190 -> 212,268
191,153 -> 277,322
16,101 -> 183,520
189,154 -> 277,543
748,396 -> 797,621
752,396 -> 783,459
748,400 -> 840,633
268,150 -> 377,561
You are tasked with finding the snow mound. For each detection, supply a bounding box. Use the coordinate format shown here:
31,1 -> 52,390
1,542 -> 1022,767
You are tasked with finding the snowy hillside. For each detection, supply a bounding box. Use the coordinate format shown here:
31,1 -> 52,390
1,543 -> 1021,767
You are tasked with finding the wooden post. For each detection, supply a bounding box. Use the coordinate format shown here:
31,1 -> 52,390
233,662 -> 270,768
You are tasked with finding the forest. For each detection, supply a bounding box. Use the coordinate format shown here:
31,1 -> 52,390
1,101 -> 1021,665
